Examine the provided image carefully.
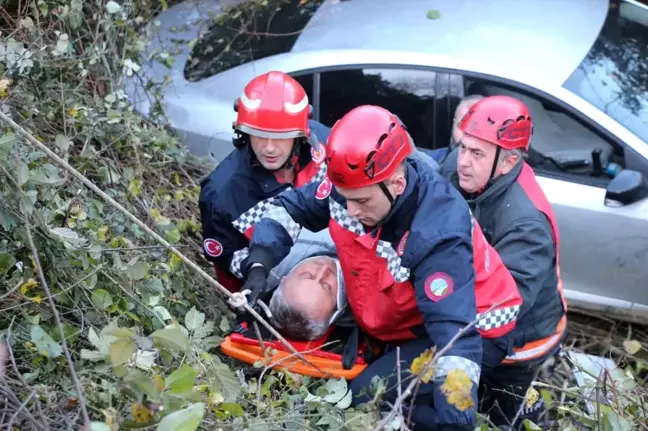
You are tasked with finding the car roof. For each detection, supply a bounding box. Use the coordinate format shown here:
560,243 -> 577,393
292,0 -> 609,87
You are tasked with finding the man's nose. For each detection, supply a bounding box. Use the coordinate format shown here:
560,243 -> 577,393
347,202 -> 361,217
457,151 -> 471,169
314,265 -> 328,283
264,139 -> 277,152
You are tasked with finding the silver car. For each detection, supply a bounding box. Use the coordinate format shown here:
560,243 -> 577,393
124,0 -> 648,324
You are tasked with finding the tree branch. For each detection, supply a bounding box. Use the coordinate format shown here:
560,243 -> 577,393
11,152 -> 91,428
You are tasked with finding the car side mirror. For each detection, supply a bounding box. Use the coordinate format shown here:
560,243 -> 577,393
604,169 -> 648,207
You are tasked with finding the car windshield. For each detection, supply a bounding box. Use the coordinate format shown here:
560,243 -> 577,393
563,0 -> 648,144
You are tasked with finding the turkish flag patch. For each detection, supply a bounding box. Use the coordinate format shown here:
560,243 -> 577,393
316,177 -> 332,200
397,230 -> 409,256
203,238 -> 223,257
424,272 -> 454,302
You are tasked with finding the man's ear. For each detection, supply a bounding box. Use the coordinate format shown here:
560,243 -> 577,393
389,171 -> 407,196
500,154 -> 519,175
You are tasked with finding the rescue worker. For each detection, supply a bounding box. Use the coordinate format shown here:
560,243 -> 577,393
441,95 -> 567,429
198,71 -> 330,295
236,105 -> 523,430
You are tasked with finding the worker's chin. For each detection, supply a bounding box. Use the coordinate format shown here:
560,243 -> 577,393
459,177 -> 479,194
359,217 -> 376,227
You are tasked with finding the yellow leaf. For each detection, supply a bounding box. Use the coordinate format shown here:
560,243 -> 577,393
131,402 -> 153,423
623,339 -> 642,355
172,172 -> 181,186
97,225 -> 109,242
410,347 -> 436,383
441,369 -> 474,411
524,387 -> 540,409
68,107 -> 78,118
174,190 -> 184,201
20,278 -> 39,295
129,179 -> 142,197
30,295 -> 42,304
169,254 -> 183,272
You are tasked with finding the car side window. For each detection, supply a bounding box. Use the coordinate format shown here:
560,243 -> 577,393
184,0 -> 325,82
464,78 -> 626,184
291,74 -> 314,106
318,68 -> 464,150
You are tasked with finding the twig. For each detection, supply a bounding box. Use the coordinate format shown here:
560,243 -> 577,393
11,152 -> 91,429
255,339 -> 342,412
0,280 -> 23,301
6,390 -> 36,430
100,244 -> 191,252
396,346 -> 403,426
371,311 -> 485,431
0,110 -> 312,367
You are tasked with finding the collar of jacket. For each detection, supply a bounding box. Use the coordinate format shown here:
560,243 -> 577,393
244,141 -> 313,194
370,160 -> 420,236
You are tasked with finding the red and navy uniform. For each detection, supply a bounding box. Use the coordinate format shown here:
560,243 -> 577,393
243,158 -> 522,428
198,120 -> 330,293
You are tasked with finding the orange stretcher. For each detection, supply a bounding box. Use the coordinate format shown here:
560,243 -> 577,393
220,323 -> 373,379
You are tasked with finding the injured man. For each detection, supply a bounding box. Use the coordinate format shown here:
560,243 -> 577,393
264,228 -> 356,340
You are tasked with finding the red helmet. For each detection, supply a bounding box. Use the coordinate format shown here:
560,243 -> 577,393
458,95 -> 533,151
233,71 -> 311,139
326,105 -> 414,188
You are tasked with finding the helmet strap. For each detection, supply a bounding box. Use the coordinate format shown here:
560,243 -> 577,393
378,181 -> 396,206
486,146 -> 502,186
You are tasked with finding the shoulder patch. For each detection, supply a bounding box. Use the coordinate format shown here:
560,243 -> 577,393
397,230 -> 409,256
203,238 -> 223,257
311,145 -> 326,165
316,177 -> 332,200
424,272 -> 454,302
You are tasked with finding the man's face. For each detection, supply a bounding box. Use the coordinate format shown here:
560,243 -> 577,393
281,256 -> 338,323
457,134 -> 503,193
336,173 -> 406,227
249,135 -> 294,170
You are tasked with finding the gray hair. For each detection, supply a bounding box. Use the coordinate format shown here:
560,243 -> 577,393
454,94 -> 485,122
498,148 -> 525,162
268,285 -> 330,341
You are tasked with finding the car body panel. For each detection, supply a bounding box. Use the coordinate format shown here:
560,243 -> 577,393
123,0 -> 648,324
294,0 -> 608,87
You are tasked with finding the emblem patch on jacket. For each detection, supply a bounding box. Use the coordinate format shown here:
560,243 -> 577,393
311,145 -> 326,165
424,272 -> 454,301
316,178 -> 332,200
203,238 -> 223,257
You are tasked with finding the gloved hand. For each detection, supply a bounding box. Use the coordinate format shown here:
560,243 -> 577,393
228,265 -> 268,315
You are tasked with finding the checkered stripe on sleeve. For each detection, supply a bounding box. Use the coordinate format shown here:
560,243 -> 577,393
231,196 -> 279,234
476,305 -> 520,332
229,247 -> 249,279
435,355 -> 481,385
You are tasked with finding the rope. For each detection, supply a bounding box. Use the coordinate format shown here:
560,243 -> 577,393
0,110 -> 317,369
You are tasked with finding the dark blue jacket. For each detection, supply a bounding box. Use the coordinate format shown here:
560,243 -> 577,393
198,120 -> 330,291
243,158 -> 482,427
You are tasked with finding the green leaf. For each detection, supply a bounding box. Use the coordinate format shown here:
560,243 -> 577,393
166,364 -> 197,393
217,403 -> 244,417
127,262 -> 148,280
208,360 -> 242,403
105,1 -> 121,14
17,162 -> 29,185
522,419 -> 543,430
426,9 -> 441,19
157,402 -> 204,431
153,306 -> 172,322
0,252 -> 17,274
30,325 -> 63,358
109,337 -> 135,366
55,134 -> 72,151
166,227 -> 181,244
185,307 -> 205,331
151,327 -> 190,353
92,289 -> 113,309
90,422 -> 111,431
602,410 -> 633,431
